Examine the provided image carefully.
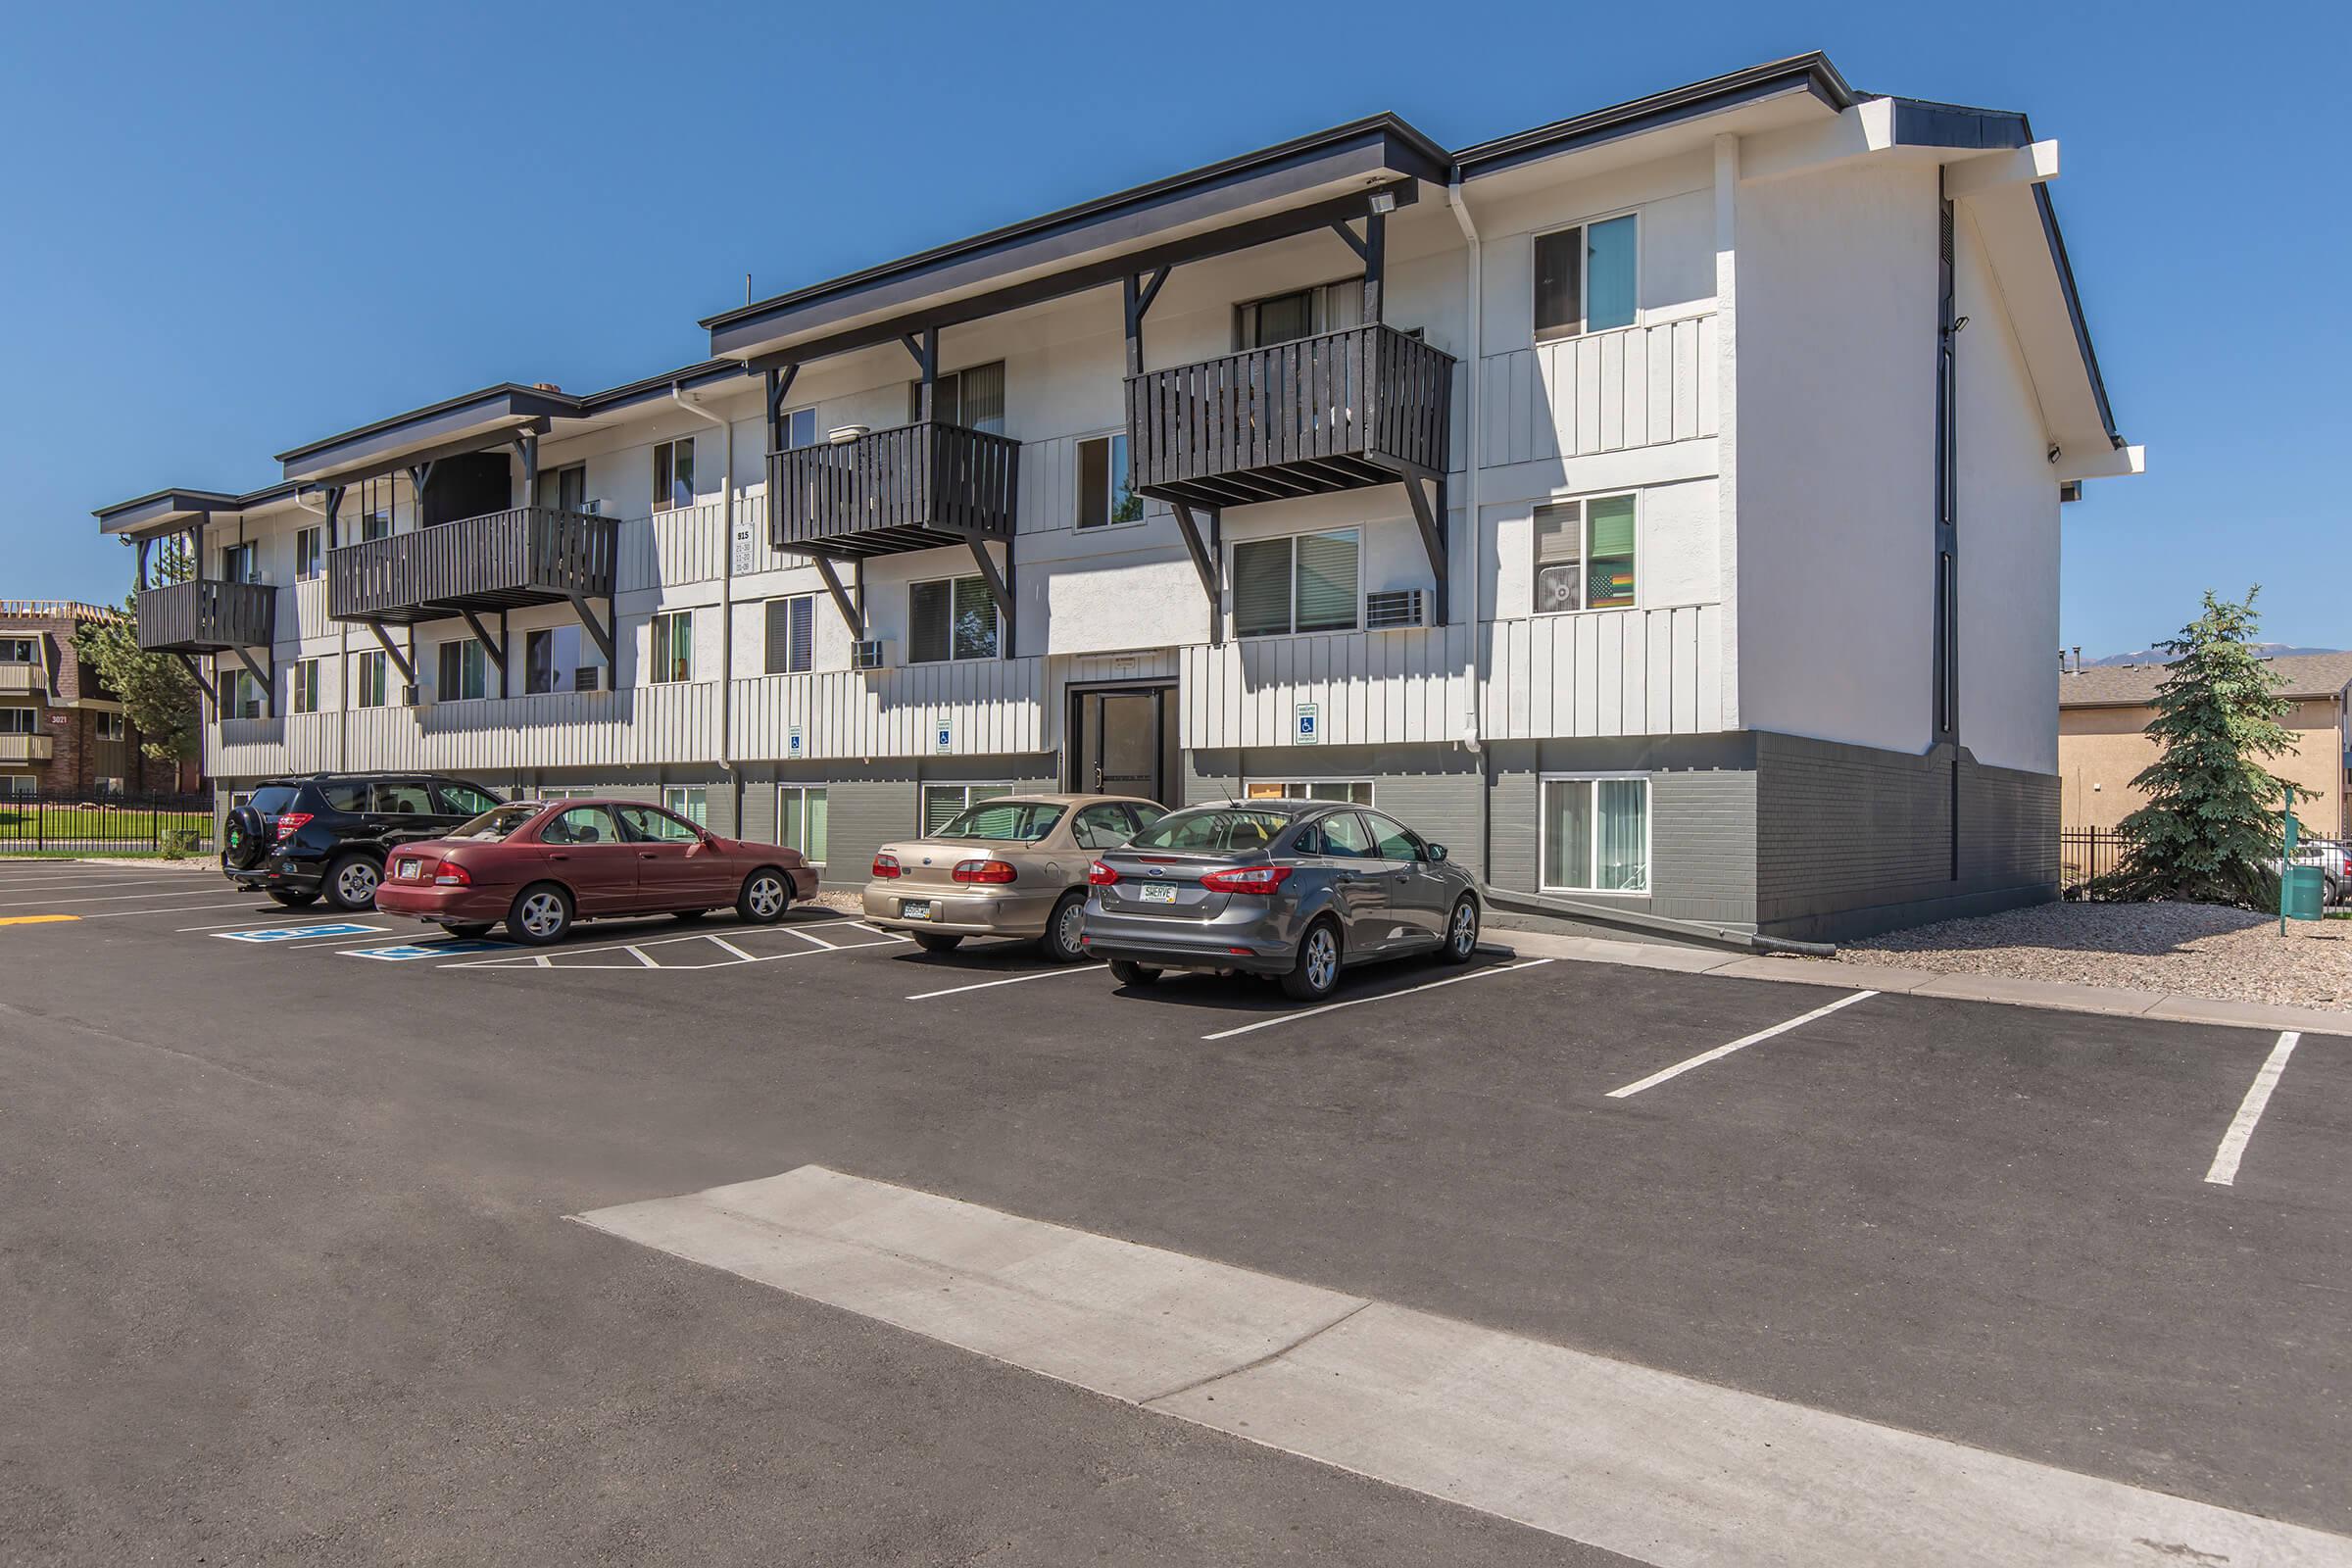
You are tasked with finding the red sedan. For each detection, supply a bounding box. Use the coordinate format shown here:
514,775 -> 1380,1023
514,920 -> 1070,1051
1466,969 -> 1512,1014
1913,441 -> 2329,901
373,798 -> 820,946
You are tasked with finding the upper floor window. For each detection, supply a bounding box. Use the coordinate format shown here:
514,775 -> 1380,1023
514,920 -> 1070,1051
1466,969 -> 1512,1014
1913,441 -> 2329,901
221,542 -> 260,584
525,625 -> 590,695
1535,215 -> 1637,341
0,707 -> 36,735
353,650 -> 389,709
653,438 -> 695,513
294,526 -> 322,581
908,575 -> 998,662
217,667 -> 264,719
650,611 -> 694,683
535,463 -> 588,514
97,710 -> 126,742
1231,528 -> 1359,638
290,660 -> 321,713
436,638 -> 489,702
778,408 -> 817,450
0,637 -> 35,664
765,595 -> 814,674
907,362 -> 1005,435
1077,434 -> 1141,529
1236,278 -> 1361,350
1534,493 -> 1637,613
359,510 -> 392,543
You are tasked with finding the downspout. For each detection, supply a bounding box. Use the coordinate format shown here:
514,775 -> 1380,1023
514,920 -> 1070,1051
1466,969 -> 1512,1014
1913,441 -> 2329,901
289,486 -> 344,772
1447,175 -> 1488,884
673,384 -> 737,827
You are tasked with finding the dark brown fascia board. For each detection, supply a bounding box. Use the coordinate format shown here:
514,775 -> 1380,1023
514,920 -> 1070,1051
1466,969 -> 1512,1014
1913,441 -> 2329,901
1452,52 -> 1856,176
94,483 -> 302,535
274,384 -> 585,479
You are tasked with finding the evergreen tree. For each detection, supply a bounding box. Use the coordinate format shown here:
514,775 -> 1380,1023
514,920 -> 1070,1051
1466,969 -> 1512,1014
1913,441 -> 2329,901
75,549 -> 200,764
2100,588 -> 2302,906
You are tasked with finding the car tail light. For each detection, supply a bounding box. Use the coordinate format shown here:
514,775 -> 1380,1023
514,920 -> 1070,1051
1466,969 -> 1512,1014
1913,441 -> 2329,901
954,858 -> 1017,884
871,853 -> 901,879
1200,864 -> 1293,895
433,861 -> 471,887
274,811 -> 313,840
1087,860 -> 1119,886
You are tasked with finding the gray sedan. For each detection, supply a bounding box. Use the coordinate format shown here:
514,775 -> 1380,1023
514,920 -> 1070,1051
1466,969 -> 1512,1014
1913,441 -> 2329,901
1081,799 -> 1482,1001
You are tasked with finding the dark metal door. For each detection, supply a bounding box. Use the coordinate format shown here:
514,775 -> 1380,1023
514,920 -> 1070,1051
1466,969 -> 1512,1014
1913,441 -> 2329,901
1073,687 -> 1168,806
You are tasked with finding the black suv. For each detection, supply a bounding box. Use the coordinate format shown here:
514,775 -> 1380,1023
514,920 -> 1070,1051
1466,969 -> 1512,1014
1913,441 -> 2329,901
221,773 -> 506,910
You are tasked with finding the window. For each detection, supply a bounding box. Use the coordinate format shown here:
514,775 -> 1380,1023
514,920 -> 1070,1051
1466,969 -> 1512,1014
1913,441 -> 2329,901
359,510 -> 392,543
650,612 -> 694,683
1361,809 -> 1427,861
5,773 -> 37,795
0,708 -> 35,735
653,438 -> 696,512
294,526 -> 322,581
777,408 -> 818,449
0,638 -> 34,663
1245,780 -> 1372,806
433,782 -> 502,817
1231,528 -> 1359,637
920,782 -> 1014,836
624,803 -> 703,841
449,804 -> 539,842
290,660 -> 320,713
221,542 -> 260,584
217,668 -> 264,719
1534,215 -> 1637,341
435,638 -> 489,702
1069,802 -> 1137,851
1128,806 -> 1287,855
534,463 -> 588,514
542,805 -> 622,845
778,785 -> 828,865
765,595 -> 815,674
369,779 -> 435,815
96,711 -> 126,742
1077,434 -> 1141,528
907,361 -> 1005,434
662,786 -> 709,826
908,576 -> 999,662
96,776 -> 124,798
1235,278 -> 1362,349
353,650 -> 389,709
525,625 -> 587,695
933,800 -> 1063,842
1533,493 -> 1637,613
1541,775 -> 1649,893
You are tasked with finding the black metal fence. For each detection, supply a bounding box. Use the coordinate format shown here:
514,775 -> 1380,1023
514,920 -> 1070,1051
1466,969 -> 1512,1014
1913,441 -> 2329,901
0,793 -> 214,857
2062,824 -> 2347,902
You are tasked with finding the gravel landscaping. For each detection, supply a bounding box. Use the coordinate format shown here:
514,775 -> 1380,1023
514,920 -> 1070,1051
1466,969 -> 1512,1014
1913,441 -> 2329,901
1835,900 -> 2352,1011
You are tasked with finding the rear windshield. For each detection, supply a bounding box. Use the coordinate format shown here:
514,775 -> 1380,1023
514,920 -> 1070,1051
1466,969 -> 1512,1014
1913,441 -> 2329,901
448,805 -> 542,843
1125,808 -> 1288,855
934,802 -> 1064,842
250,784 -> 301,815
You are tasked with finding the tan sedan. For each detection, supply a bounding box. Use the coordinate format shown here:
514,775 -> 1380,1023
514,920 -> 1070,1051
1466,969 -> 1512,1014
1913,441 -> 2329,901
863,793 -> 1166,959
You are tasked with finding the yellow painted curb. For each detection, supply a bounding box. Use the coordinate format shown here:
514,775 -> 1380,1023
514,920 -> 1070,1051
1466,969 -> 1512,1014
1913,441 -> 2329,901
0,913 -> 79,926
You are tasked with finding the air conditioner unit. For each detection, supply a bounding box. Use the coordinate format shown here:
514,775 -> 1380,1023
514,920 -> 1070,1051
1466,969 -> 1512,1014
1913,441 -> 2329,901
399,683 -> 421,707
572,667 -> 601,692
1365,589 -> 1426,630
852,640 -> 887,671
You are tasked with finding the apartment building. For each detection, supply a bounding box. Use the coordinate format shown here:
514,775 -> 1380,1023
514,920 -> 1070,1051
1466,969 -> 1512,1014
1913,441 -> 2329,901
92,54 -> 2138,940
0,601 -> 175,797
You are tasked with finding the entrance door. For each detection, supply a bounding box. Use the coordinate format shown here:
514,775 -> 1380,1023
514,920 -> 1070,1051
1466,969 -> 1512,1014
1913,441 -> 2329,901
1071,685 -> 1172,807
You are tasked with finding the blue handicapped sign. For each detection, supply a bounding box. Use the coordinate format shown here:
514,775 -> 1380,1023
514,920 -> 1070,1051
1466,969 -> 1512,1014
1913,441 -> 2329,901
338,941 -> 510,961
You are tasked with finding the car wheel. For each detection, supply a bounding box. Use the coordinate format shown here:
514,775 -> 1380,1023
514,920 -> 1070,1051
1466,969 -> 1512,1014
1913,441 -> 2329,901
439,922 -> 495,940
1281,919 -> 1343,1002
324,853 -> 381,911
1037,891 -> 1088,962
266,887 -> 319,908
506,883 -> 573,947
913,932 -> 963,954
1440,896 -> 1479,964
737,867 -> 791,924
1107,958 -> 1160,987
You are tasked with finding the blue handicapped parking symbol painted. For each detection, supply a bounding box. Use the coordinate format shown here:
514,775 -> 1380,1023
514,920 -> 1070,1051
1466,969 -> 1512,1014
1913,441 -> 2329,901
337,941 -> 510,961
214,923 -> 385,943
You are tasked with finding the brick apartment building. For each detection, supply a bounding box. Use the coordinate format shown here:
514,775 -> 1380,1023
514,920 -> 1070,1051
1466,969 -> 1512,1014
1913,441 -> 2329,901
0,601 -> 186,798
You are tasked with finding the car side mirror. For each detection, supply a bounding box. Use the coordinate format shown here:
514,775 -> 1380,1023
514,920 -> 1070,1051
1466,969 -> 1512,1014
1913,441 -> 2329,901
1428,843 -> 1448,862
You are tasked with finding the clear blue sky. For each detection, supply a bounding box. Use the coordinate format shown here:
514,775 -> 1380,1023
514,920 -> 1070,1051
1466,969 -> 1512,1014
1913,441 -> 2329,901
3,0 -> 2341,656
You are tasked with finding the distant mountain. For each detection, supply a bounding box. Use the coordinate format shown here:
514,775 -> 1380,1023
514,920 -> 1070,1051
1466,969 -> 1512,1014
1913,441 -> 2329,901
2084,643 -> 2343,667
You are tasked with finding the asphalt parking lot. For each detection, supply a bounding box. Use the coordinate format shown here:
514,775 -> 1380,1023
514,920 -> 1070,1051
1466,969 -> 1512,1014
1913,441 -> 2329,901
3,860 -> 2347,1565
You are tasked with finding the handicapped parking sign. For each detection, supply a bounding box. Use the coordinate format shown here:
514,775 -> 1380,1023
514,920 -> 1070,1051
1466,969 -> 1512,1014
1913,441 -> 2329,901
1295,703 -> 1320,744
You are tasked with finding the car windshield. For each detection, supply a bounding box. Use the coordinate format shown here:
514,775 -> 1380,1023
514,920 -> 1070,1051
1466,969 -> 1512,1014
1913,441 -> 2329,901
933,802 -> 1064,842
448,805 -> 542,843
1126,808 -> 1289,855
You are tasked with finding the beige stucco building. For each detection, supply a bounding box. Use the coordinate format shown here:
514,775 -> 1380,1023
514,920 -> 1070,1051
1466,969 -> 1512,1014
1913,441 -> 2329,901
2058,653 -> 2352,835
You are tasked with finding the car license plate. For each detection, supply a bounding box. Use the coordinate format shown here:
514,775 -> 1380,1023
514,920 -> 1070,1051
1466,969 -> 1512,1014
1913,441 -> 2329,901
397,858 -> 421,880
901,899 -> 934,920
1139,882 -> 1178,905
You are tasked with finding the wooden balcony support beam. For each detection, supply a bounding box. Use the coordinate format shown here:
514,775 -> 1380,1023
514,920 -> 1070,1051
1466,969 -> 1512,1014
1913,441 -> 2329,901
174,653 -> 216,719
1170,502 -> 1223,647
812,558 -> 862,638
362,620 -> 416,688
763,364 -> 801,452
459,608 -> 509,697
962,538 -> 1015,662
1398,467 -> 1448,626
565,595 -> 615,670
231,644 -> 277,718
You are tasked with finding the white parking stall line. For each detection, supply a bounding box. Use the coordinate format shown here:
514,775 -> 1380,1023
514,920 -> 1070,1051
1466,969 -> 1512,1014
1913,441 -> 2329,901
0,884 -> 241,909
624,946 -> 657,968
906,963 -> 1105,1002
779,923 -> 839,949
849,922 -> 914,942
445,926 -> 902,971
1605,989 -> 1880,1100
1200,958 -> 1558,1042
2204,1031 -> 2303,1187
708,936 -> 758,962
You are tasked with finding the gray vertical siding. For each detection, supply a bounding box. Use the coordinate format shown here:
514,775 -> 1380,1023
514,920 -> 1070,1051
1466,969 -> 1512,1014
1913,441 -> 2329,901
809,755 -> 1056,889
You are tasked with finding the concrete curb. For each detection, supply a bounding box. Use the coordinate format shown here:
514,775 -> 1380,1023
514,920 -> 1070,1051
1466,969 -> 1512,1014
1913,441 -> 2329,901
1494,928 -> 2352,1039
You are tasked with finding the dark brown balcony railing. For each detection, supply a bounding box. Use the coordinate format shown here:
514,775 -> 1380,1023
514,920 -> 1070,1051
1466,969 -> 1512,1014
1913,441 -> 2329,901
1127,322 -> 1454,510
135,578 -> 276,653
328,507 -> 617,624
768,420 -> 1019,559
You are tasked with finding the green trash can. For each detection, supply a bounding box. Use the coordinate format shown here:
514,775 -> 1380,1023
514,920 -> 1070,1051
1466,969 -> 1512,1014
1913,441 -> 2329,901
2284,863 -> 2326,922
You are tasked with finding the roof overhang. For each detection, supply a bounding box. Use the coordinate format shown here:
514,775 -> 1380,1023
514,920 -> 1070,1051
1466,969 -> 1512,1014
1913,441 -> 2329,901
705,116 -> 1449,367
93,483 -> 303,539
275,383 -> 587,486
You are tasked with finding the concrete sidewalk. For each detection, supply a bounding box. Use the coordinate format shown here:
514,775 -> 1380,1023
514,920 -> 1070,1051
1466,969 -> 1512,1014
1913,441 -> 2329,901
1496,928 -> 2352,1038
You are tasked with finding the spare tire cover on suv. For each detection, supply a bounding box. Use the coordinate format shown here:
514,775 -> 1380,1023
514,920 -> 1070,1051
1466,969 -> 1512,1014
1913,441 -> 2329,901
222,804 -> 270,870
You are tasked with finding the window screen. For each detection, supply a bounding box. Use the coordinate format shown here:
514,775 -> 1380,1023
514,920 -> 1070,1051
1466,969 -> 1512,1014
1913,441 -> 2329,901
765,596 -> 814,673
